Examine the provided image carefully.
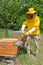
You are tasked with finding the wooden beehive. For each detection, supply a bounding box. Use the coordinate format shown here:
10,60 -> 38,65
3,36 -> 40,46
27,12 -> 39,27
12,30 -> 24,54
13,31 -> 24,42
0,38 -> 21,57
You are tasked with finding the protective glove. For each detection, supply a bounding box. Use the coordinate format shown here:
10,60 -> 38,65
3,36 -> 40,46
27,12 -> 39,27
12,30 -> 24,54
21,30 -> 25,35
24,31 -> 30,36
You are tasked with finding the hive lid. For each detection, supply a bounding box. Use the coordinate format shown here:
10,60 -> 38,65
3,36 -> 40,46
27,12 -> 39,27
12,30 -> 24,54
0,38 -> 18,42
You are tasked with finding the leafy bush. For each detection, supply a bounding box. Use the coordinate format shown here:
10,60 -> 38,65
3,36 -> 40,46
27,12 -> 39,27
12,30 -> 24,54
0,0 -> 43,30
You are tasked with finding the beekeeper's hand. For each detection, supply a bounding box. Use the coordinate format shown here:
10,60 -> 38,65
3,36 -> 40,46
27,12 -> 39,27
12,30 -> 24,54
24,31 -> 30,36
21,30 -> 25,35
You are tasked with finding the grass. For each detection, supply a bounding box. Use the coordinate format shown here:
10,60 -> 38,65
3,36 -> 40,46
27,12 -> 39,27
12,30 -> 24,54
0,29 -> 43,65
0,29 -> 13,38
16,41 -> 43,65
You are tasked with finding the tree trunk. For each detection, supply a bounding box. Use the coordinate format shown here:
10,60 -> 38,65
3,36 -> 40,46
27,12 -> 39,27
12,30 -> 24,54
5,26 -> 9,38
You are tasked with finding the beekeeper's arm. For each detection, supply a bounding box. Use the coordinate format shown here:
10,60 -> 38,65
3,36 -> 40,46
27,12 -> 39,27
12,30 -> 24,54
25,27 -> 36,36
21,21 -> 27,34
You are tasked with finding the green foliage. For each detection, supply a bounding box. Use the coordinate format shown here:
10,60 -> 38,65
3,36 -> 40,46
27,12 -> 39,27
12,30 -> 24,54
0,0 -> 43,30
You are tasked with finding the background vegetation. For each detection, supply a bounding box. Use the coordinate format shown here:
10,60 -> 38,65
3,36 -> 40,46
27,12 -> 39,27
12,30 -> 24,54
0,0 -> 43,31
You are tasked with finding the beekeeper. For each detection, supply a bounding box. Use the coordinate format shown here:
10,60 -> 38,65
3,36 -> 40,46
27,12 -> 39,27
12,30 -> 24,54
21,8 -> 40,56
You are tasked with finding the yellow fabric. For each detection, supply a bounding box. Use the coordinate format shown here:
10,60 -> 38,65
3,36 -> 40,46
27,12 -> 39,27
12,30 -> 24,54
26,8 -> 37,14
23,16 -> 40,35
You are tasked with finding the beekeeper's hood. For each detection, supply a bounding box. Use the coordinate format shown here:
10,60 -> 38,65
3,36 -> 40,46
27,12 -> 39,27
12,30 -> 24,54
26,8 -> 37,14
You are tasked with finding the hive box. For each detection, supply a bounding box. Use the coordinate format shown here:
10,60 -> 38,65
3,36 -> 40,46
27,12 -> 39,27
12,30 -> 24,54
0,38 -> 22,57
